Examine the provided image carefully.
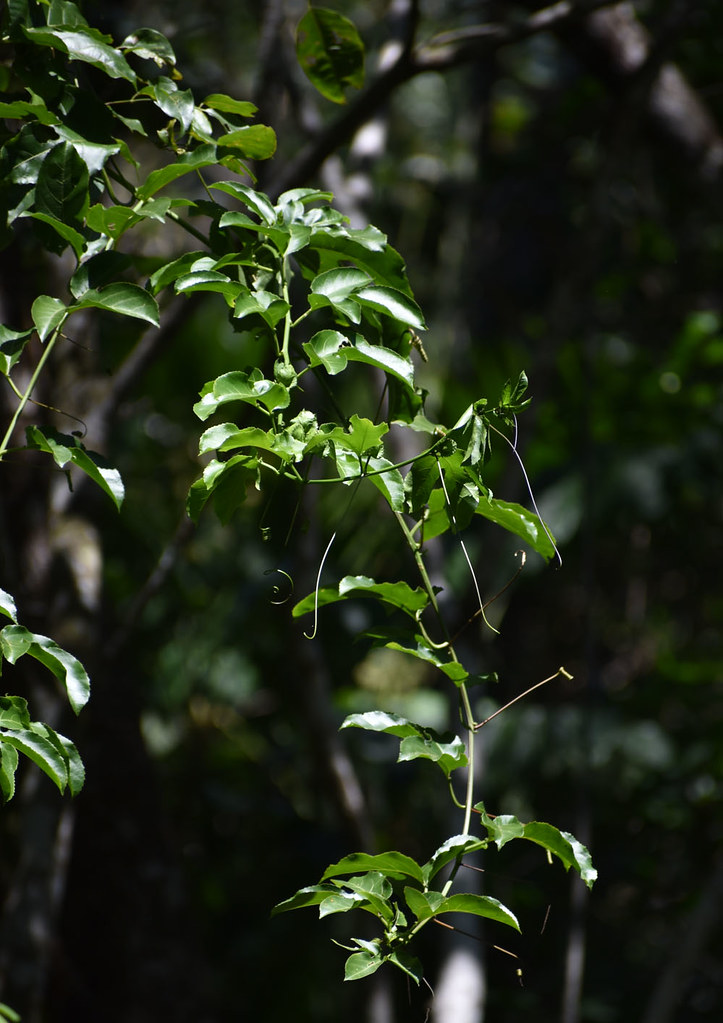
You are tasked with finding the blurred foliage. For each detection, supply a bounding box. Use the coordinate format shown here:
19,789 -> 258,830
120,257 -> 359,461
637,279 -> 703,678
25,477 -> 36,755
2,1 -> 723,1021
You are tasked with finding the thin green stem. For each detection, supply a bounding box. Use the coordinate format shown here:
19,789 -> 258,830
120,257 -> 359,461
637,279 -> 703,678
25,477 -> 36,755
0,325 -> 64,459
393,511 -> 477,855
280,259 -> 292,367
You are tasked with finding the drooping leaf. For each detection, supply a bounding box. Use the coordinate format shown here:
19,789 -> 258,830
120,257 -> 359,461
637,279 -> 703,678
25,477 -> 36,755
293,575 -> 430,619
26,426 -> 125,510
0,325 -> 34,375
0,726 -> 69,793
475,496 -> 556,561
211,181 -> 276,225
404,888 -> 520,931
218,125 -> 277,160
423,835 -> 489,884
137,144 -> 217,199
0,588 -> 18,624
22,26 -> 137,82
296,8 -> 365,104
194,370 -> 290,420
0,741 -> 19,803
120,28 -> 176,67
476,805 -> 597,888
271,883 -> 340,916
202,94 -> 257,117
322,850 -> 425,885
28,212 -> 86,259
31,295 -> 67,341
35,141 -> 88,223
343,950 -> 383,981
0,696 -> 30,729
75,283 -> 160,327
355,285 -> 426,330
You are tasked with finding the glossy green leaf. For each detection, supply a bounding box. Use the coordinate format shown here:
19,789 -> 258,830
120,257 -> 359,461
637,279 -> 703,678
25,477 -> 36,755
194,370 -> 290,420
137,144 -> 217,200
293,574 -> 429,619
203,94 -> 257,117
398,732 -> 467,778
344,950 -> 383,981
271,883 -> 339,916
296,8 -> 364,104
233,290 -> 290,328
0,588 -> 18,624
364,455 -> 405,512
318,890 -> 365,917
303,330 -> 416,389
423,835 -> 489,884
28,212 -> 86,259
475,497 -> 556,560
174,271 -> 242,306
0,726 -> 69,793
31,295 -> 67,341
322,850 -> 425,885
0,696 -> 30,729
34,722 -> 85,795
0,742 -> 19,803
476,805 -> 597,888
0,325 -> 34,375
75,283 -> 160,327
26,426 -> 124,510
0,625 -> 33,663
0,99 -> 58,125
211,181 -> 276,225
218,125 -> 277,160
140,77 -> 194,133
120,28 -> 176,67
355,285 -> 426,330
35,141 -> 88,223
324,415 -> 387,458
404,888 -> 520,931
309,267 -> 369,322
22,26 -> 137,82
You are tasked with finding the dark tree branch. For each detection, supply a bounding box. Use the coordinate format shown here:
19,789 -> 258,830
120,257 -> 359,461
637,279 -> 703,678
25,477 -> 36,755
266,0 -> 622,198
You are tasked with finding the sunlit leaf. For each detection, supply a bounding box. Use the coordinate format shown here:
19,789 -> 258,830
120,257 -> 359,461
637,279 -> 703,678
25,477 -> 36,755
75,283 -> 160,327
322,850 -> 425,885
26,426 -> 124,510
476,496 -> 556,561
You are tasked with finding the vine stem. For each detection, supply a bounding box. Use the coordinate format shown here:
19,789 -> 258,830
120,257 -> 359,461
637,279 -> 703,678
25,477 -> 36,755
0,324 -> 64,459
393,511 -> 477,852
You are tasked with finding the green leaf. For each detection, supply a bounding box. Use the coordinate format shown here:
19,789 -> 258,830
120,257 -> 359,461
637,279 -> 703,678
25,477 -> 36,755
26,426 -> 124,510
0,588 -> 18,624
211,181 -> 276,225
322,851 -> 425,885
293,575 -> 429,619
120,28 -> 176,67
476,806 -> 597,889
0,726 -> 69,793
271,883 -> 339,916
203,94 -> 257,117
75,283 -> 160,327
476,497 -> 556,561
194,370 -> 290,420
355,285 -> 426,330
398,733 -> 467,779
22,26 -> 137,82
142,77 -> 194,133
28,635 -> 90,714
0,742 -> 19,803
364,455 -> 405,512
34,722 -> 85,795
31,295 -> 67,341
174,271 -> 242,306
303,331 -> 416,390
404,888 -> 520,931
0,325 -> 34,375
1,625 -> 89,714
28,212 -> 86,259
0,1002 -> 21,1023
344,950 -> 383,981
0,696 -> 30,729
0,624 -> 33,663
341,710 -> 420,740
35,141 -> 88,223
218,125 -> 277,160
318,890 -> 365,917
309,267 -> 369,321
296,8 -> 365,104
137,144 -> 217,199
324,415 -> 388,458
423,835 -> 489,884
